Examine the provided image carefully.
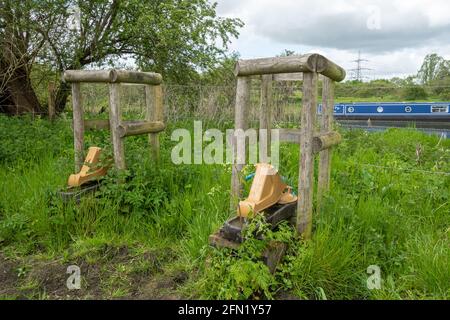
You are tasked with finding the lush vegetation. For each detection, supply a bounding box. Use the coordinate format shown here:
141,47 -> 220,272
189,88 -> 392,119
1,0 -> 449,302
0,114 -> 448,299
1,0 -> 243,113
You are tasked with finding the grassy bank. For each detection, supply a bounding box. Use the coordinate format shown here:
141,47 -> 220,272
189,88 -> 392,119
0,115 -> 449,299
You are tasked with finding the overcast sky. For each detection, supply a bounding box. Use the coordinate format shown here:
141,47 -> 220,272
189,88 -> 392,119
216,0 -> 450,80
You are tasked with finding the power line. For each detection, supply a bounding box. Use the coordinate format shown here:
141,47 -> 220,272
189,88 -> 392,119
349,51 -> 372,81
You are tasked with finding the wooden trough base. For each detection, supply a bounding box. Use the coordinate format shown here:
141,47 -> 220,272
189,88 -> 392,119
209,231 -> 287,274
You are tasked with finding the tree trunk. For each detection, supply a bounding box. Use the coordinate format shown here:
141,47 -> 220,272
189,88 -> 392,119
0,91 -> 14,114
0,64 -> 41,114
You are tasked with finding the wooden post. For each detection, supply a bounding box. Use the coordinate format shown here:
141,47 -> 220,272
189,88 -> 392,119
118,121 -> 165,138
64,70 -> 162,85
72,83 -> 84,172
312,131 -> 341,154
234,54 -> 346,82
48,82 -> 56,122
278,129 -> 341,152
145,84 -> 163,162
231,76 -> 250,211
297,72 -> 318,239
317,77 -> 335,209
259,74 -> 272,163
108,83 -> 126,170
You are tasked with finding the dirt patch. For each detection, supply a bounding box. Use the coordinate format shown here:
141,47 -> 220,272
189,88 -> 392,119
26,258 -> 103,299
2,245 -> 184,300
136,270 -> 188,300
0,253 -> 21,298
96,244 -> 130,263
275,290 -> 301,300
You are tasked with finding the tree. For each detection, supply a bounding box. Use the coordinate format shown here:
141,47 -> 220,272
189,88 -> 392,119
0,0 -> 57,113
417,53 -> 450,84
0,0 -> 243,114
402,85 -> 428,101
416,53 -> 450,99
278,49 -> 296,57
200,53 -> 239,86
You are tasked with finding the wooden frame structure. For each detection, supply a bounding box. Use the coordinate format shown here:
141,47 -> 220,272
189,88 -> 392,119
231,53 -> 346,239
63,69 -> 165,171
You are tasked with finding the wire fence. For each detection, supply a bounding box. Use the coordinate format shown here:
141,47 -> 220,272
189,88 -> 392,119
2,82 -> 450,124
351,163 -> 450,176
1,85 -> 449,178
1,83 -> 303,125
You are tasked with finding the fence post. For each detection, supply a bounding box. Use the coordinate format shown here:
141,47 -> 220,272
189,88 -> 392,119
260,74 -> 273,163
48,82 -> 56,122
230,76 -> 250,211
317,77 -> 335,209
145,84 -> 163,162
72,83 -> 84,172
297,72 -> 318,239
108,83 -> 126,170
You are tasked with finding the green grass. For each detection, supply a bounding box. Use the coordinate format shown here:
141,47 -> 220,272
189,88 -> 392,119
0,114 -> 449,299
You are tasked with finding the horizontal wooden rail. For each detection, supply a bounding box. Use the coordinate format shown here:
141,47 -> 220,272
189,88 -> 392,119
64,70 -> 162,85
234,53 -> 346,82
117,121 -> 165,137
84,119 -> 147,130
84,119 -> 111,130
312,131 -> 342,153
278,129 -> 342,153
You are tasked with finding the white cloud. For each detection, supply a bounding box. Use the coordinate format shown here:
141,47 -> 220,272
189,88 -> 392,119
216,0 -> 450,79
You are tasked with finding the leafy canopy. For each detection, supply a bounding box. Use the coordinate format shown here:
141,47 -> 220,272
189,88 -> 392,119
1,0 -> 243,83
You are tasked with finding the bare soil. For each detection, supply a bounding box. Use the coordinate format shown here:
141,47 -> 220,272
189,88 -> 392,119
0,253 -> 21,298
0,246 -> 186,300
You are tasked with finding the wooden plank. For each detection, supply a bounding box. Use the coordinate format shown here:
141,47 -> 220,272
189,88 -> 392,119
235,55 -> 311,76
84,119 -> 149,130
279,129 -> 341,152
84,119 -> 111,130
259,74 -> 272,163
71,83 -> 84,172
108,83 -> 126,170
262,241 -> 287,274
230,76 -> 251,211
64,70 -> 162,85
234,53 -> 346,82
65,70 -> 114,83
145,85 -> 164,162
113,70 -> 162,85
117,121 -> 165,138
297,72 -> 318,239
312,131 -> 341,153
317,77 -> 335,208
